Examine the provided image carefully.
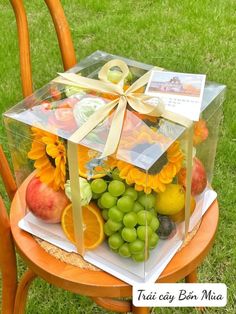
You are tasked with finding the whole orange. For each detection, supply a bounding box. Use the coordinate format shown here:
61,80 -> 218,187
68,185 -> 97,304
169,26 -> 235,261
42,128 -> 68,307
170,196 -> 196,222
156,184 -> 185,215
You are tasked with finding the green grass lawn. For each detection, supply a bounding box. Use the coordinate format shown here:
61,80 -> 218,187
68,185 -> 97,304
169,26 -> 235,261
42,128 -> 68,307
0,0 -> 236,313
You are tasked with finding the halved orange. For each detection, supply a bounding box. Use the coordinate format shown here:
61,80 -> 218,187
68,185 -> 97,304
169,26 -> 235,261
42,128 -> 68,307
61,202 -> 105,250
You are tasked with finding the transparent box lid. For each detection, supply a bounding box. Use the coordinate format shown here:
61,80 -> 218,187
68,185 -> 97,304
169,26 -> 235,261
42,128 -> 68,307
3,50 -> 226,172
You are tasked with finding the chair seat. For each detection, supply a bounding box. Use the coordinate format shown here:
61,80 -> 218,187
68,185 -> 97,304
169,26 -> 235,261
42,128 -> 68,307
10,176 -> 219,298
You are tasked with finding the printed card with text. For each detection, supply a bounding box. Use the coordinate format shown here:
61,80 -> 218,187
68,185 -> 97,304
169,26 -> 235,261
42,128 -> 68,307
145,70 -> 206,121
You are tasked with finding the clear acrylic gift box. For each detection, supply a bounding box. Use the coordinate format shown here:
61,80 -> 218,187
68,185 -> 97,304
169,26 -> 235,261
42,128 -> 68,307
3,51 -> 226,285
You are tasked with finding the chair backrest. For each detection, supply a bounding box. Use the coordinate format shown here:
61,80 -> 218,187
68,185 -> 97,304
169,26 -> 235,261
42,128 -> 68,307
0,2 -> 76,311
10,0 -> 77,97
3,1 -> 76,196
0,146 -> 17,201
0,145 -> 18,314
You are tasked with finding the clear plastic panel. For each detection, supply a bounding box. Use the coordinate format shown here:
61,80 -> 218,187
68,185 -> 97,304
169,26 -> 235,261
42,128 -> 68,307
2,50 -> 226,284
3,117 -> 34,186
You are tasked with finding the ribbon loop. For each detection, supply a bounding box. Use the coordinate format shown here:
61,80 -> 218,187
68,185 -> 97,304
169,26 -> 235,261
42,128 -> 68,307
127,94 -> 165,117
54,72 -> 123,95
98,59 -> 130,88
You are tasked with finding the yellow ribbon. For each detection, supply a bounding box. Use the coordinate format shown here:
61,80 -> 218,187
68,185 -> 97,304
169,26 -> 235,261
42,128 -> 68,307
53,59 -> 193,253
54,60 -> 192,158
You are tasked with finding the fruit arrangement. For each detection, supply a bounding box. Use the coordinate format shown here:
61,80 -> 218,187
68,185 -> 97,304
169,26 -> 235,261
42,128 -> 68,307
23,68 -> 210,263
25,131 -> 209,261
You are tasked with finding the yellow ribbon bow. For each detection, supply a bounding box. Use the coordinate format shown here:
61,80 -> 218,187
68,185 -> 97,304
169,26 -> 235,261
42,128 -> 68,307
54,59 -> 192,158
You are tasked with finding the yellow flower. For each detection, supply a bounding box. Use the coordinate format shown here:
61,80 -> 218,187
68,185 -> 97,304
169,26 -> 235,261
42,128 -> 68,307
112,120 -> 184,194
28,127 -> 66,191
116,141 -> 184,194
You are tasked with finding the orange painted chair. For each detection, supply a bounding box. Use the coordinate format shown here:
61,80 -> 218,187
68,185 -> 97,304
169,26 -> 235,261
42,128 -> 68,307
0,0 -> 219,313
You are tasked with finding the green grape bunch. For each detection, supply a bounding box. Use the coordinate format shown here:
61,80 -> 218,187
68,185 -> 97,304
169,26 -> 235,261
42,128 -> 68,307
90,173 -> 160,263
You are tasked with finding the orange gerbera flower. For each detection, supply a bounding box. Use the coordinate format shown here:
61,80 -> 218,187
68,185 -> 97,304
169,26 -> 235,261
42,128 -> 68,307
116,141 -> 184,194
193,119 -> 209,146
28,127 -> 66,191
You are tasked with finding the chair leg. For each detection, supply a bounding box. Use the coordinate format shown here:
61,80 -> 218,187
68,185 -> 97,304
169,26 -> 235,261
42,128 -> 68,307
185,269 -> 197,283
132,305 -> 150,314
91,297 -> 131,313
185,270 -> 205,312
14,269 -> 37,314
1,272 -> 17,314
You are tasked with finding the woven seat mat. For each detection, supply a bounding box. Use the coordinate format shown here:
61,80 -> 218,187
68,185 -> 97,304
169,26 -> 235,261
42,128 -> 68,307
35,220 -> 201,271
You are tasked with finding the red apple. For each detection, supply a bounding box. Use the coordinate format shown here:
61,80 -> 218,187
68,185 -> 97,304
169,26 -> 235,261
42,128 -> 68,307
26,176 -> 70,223
178,157 -> 207,195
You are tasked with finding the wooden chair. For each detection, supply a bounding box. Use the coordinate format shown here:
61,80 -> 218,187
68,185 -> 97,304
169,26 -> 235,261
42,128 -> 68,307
0,0 -> 219,313
0,146 -> 17,314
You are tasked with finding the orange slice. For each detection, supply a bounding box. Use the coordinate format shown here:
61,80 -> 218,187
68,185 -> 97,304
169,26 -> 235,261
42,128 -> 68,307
61,202 -> 105,250
61,204 -> 75,244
